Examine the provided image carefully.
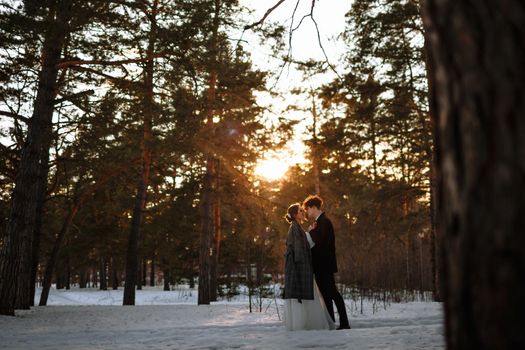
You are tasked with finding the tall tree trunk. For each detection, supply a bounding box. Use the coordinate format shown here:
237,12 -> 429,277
199,165 -> 214,304
422,1 -> 525,348
210,162 -> 221,302
123,2 -> 157,305
420,6 -> 443,302
30,149 -> 49,306
0,0 -> 73,316
198,0 -> 221,306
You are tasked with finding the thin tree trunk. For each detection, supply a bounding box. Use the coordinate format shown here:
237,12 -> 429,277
111,258 -> 119,290
420,7 -> 442,302
210,161 -> 221,302
123,1 -> 157,305
99,258 -> 107,291
136,258 -> 142,291
150,256 -> 155,287
0,0 -> 73,316
65,255 -> 71,290
142,259 -> 147,287
198,0 -> 221,306
189,272 -> 195,289
199,165 -> 213,304
422,1 -> 525,348
163,266 -> 170,291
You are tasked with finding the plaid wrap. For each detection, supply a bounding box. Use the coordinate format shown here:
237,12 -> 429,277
283,221 -> 314,300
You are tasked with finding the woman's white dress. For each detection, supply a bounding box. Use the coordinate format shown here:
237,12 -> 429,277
283,232 -> 336,331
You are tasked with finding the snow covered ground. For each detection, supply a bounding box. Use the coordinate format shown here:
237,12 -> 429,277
0,287 -> 445,350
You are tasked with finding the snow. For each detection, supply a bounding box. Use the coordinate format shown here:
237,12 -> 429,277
0,286 -> 445,350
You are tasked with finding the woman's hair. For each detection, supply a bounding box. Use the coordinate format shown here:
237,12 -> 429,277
284,203 -> 301,224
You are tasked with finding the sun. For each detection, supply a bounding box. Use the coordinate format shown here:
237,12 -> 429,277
255,157 -> 290,182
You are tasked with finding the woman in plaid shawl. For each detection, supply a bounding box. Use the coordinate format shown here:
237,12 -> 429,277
283,203 -> 335,331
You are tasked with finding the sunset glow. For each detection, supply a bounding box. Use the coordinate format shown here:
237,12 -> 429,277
254,157 -> 290,181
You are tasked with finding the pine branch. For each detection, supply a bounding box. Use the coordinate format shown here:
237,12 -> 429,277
56,54 -> 165,69
54,90 -> 95,104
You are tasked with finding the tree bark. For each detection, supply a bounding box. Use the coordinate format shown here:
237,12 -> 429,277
123,1 -> 157,305
422,1 -> 525,348
29,150 -> 49,306
198,0 -> 221,306
0,0 -> 73,315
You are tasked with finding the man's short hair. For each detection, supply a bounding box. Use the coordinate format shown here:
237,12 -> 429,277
303,195 -> 323,209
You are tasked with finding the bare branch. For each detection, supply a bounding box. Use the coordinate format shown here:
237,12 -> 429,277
244,0 -> 289,30
309,3 -> 342,81
0,111 -> 30,124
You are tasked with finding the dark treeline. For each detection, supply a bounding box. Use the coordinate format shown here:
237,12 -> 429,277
0,0 -> 450,320
0,0 -> 435,314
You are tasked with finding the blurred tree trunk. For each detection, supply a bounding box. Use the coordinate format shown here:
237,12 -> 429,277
422,0 -> 525,348
0,0 -> 73,316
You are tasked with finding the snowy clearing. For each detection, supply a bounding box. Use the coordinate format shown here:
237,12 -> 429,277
0,287 -> 445,350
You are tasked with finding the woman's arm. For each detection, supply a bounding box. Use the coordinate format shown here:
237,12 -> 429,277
292,223 -> 305,263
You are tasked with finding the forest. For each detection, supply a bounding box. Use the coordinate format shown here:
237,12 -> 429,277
1,0 -> 524,348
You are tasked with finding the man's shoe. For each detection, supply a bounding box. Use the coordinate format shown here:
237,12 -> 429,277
336,324 -> 351,330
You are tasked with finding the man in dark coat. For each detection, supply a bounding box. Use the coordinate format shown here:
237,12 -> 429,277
304,195 -> 351,330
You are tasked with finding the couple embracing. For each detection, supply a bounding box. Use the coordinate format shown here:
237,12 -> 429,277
283,195 -> 351,331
